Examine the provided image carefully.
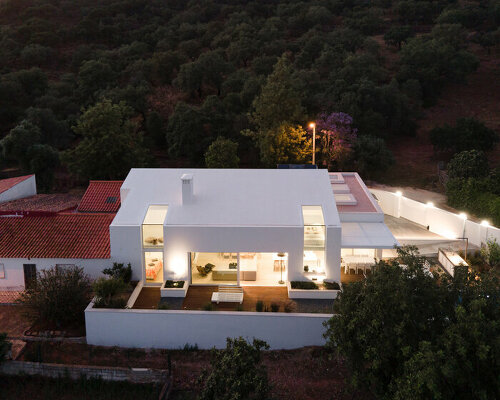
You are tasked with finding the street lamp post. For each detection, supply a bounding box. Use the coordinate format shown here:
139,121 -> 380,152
309,122 -> 316,165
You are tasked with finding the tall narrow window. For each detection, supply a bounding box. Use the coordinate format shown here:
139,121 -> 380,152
302,206 -> 326,275
142,205 -> 168,248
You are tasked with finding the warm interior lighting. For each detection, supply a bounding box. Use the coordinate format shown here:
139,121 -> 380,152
481,220 -> 490,227
395,191 -> 402,197
459,213 -> 467,220
308,122 -> 316,128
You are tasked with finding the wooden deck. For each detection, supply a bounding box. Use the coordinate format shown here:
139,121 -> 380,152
183,286 -> 289,311
133,275 -> 365,311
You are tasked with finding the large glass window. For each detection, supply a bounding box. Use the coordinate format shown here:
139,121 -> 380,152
142,205 -> 168,248
144,252 -> 163,283
190,252 -> 288,286
302,206 -> 326,274
191,252 -> 238,285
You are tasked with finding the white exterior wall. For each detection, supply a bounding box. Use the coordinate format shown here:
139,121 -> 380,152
163,225 -> 306,282
370,189 -> 500,247
0,258 -> 109,289
0,175 -> 36,203
109,225 -> 143,281
86,305 -> 331,350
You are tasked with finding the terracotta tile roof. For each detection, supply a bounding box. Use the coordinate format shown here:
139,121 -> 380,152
0,175 -> 33,195
0,194 -> 80,213
78,181 -> 123,213
0,214 -> 114,259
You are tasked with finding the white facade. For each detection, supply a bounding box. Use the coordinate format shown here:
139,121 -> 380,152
0,258 -> 109,289
111,169 -> 343,285
0,175 -> 36,204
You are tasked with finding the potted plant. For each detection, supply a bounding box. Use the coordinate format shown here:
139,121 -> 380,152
303,265 -> 309,272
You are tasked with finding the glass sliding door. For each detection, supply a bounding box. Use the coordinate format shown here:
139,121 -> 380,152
142,205 -> 168,285
302,206 -> 326,275
190,252 -> 238,285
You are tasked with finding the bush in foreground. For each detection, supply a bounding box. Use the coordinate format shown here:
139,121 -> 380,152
324,246 -> 500,400
0,332 -> 11,362
198,337 -> 270,400
18,266 -> 92,328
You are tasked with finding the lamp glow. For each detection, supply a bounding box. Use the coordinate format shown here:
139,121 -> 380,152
308,122 -> 316,128
426,201 -> 434,208
459,212 -> 467,220
395,191 -> 402,197
481,220 -> 490,227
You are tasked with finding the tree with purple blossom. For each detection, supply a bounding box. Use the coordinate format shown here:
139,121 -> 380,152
310,112 -> 358,169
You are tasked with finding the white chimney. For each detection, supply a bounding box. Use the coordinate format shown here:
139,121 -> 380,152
181,173 -> 193,204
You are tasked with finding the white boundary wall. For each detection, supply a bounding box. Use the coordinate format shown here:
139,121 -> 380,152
85,303 -> 331,350
370,189 -> 500,247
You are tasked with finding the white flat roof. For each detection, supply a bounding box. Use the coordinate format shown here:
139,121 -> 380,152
341,222 -> 399,248
112,169 -> 340,227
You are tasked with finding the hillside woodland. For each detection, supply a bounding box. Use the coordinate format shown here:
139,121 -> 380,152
0,0 -> 498,198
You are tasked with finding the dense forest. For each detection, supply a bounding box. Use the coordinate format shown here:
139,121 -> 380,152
0,0 -> 499,192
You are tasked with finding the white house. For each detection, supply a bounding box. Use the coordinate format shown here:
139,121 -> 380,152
0,175 -> 36,204
0,169 -> 397,294
110,169 -> 397,291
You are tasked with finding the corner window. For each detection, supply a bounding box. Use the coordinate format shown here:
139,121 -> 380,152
142,205 -> 168,248
302,206 -> 326,275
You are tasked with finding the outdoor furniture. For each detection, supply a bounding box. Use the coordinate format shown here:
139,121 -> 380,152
211,286 -> 244,304
196,265 -> 207,277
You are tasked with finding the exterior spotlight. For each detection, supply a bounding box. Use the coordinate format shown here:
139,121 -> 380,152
308,123 -> 316,165
395,191 -> 402,197
308,122 -> 316,128
426,202 -> 434,208
481,220 -> 490,227
459,213 -> 467,220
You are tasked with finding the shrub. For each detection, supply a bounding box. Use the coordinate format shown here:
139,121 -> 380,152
18,266 -> 92,328
157,303 -> 169,310
202,303 -> 215,311
204,136 -> 239,168
290,281 -> 319,289
182,343 -> 199,352
198,337 -> 270,400
102,262 -> 132,284
255,300 -> 264,312
447,150 -> 489,179
284,300 -> 296,313
163,280 -> 184,288
430,118 -> 499,153
0,332 -> 11,362
270,303 -> 280,312
93,277 -> 128,308
323,281 -> 341,290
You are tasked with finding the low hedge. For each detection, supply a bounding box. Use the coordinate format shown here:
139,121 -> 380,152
323,281 -> 341,290
290,281 -> 318,290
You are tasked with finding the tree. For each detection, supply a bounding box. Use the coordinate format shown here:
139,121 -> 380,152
430,118 -> 499,153
480,239 -> 500,270
18,266 -> 92,328
447,150 -> 490,179
0,120 -> 41,169
245,54 -> 306,165
205,137 -> 239,168
77,60 -> 115,102
384,25 -> 414,49
62,99 -> 148,180
145,111 -> 165,146
248,54 -> 304,133
28,144 -> 59,192
258,122 -> 310,167
198,337 -> 270,400
350,135 -> 394,179
313,112 -> 358,169
325,246 -> 500,399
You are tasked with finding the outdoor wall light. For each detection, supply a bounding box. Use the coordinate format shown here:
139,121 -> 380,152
459,213 -> 467,220
426,202 -> 434,208
395,191 -> 402,197
481,220 -> 490,227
